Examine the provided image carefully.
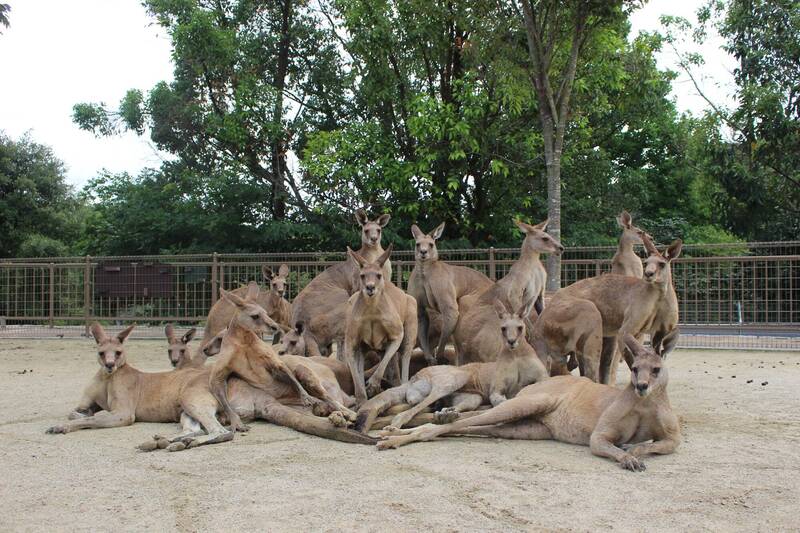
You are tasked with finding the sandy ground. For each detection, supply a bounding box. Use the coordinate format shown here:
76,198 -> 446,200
1,340 -> 799,532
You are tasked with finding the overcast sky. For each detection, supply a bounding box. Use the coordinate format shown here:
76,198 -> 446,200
0,0 -> 737,189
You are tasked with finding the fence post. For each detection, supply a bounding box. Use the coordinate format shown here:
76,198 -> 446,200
83,255 -> 91,336
211,253 -> 219,305
396,260 -> 403,290
489,247 -> 496,280
48,263 -> 55,328
595,260 -> 602,277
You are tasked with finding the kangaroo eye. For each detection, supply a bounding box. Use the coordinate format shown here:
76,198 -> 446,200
251,314 -> 260,320
501,326 -> 506,332
652,368 -> 660,375
98,352 -> 104,357
517,326 -> 523,332
360,274 -> 365,279
542,236 -> 550,241
633,368 -> 639,375
377,274 -> 382,280
115,351 -> 122,356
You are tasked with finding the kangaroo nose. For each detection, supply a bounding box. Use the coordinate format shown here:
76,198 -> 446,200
419,249 -> 427,256
636,383 -> 648,392
105,362 -> 115,370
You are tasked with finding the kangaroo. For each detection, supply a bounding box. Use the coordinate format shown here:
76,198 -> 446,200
289,209 -> 391,358
529,297 -> 603,381
552,235 -> 682,384
377,331 -> 681,472
354,297 -> 548,433
454,219 -> 564,364
343,244 -> 418,402
407,222 -> 493,366
45,323 -> 235,449
261,264 -> 293,329
165,324 -> 198,368
202,278 -> 285,350
610,211 -> 648,278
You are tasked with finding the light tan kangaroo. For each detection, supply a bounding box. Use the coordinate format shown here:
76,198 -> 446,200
552,235 -> 682,384
202,278 -> 284,350
407,222 -> 493,366
288,209 -> 391,358
377,331 -> 681,472
165,324 -> 198,368
261,264 -> 293,329
354,297 -> 548,433
45,322 -> 235,449
529,297 -> 603,381
343,244 -> 418,402
454,219 -> 564,364
610,211 -> 648,278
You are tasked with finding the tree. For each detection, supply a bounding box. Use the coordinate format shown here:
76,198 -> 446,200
0,132 -> 85,257
514,0 -> 639,289
0,4 -> 10,33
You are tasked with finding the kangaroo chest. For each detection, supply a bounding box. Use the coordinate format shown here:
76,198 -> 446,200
358,317 -> 399,350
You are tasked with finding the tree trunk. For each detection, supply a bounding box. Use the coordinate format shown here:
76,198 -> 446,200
270,0 -> 293,221
545,153 -> 561,292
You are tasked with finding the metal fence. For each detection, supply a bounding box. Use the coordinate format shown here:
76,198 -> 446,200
1,241 -> 798,350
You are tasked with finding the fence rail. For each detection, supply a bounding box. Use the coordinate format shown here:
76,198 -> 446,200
1,242 -> 798,350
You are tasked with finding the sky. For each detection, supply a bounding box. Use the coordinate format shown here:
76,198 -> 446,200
0,0 -> 738,189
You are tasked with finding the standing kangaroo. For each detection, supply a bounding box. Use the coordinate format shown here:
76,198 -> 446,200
260,264 -> 293,330
354,297 -> 548,433
552,235 -> 682,384
343,245 -> 418,403
610,210 -> 648,278
407,222 -> 492,366
165,324 -> 198,368
288,209 -> 391,358
454,219 -> 564,364
377,331 -> 681,473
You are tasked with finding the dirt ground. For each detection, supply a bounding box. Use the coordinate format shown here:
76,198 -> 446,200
1,339 -> 799,532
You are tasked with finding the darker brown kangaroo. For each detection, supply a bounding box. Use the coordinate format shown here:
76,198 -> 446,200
407,222 -> 493,366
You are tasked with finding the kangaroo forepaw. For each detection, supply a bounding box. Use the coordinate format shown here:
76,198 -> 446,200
166,442 -> 187,452
433,407 -> 459,424
229,422 -> 250,433
68,409 -> 91,420
45,425 -> 66,434
328,411 -> 354,428
619,454 -> 647,472
136,440 -> 159,452
365,379 -> 383,398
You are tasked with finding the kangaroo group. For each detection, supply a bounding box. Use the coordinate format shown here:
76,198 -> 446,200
47,209 -> 684,472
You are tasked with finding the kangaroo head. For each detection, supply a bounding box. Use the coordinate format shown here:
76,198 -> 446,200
411,222 -> 444,262
220,282 -> 281,335
623,334 -> 669,398
494,297 -> 533,350
515,218 -> 565,255
278,323 -> 306,355
164,324 -> 197,368
642,234 -> 682,285
263,263 -> 289,298
202,327 -> 227,358
355,208 -> 391,248
90,322 -> 135,374
349,243 -> 392,299
617,210 -> 648,245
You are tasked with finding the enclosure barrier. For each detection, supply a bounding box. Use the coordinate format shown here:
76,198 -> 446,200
1,241 -> 798,350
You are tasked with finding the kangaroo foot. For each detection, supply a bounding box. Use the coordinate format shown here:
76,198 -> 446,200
433,407 -> 459,424
137,439 -> 159,452
68,409 -> 92,420
166,442 -> 187,452
365,378 -> 383,398
619,454 -> 647,472
328,411 -> 354,428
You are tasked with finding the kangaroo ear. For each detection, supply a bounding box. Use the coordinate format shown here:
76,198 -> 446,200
90,322 -> 107,344
514,220 -> 535,234
355,209 -> 368,226
182,328 -> 197,344
165,323 -> 175,342
376,213 -> 391,227
278,264 -> 289,278
664,239 -> 683,261
245,281 -> 260,301
117,324 -> 136,343
618,210 -> 632,229
411,224 -> 424,240
533,218 -> 550,231
377,243 -> 393,267
494,299 -> 508,319
659,328 -> 680,359
221,287 -> 246,308
262,265 -> 274,280
347,247 -> 367,268
295,322 -> 304,334
622,334 -> 648,359
641,232 -> 660,256
430,222 -> 445,240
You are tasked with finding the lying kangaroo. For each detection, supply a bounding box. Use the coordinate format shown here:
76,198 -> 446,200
454,219 -> 563,364
289,209 -> 391,358
343,244 -> 418,402
407,222 -> 492,365
377,331 -> 681,472
354,298 -> 548,433
46,322 -> 235,449
610,210 -> 648,278
202,280 -> 284,350
529,297 -> 603,381
552,236 -> 682,383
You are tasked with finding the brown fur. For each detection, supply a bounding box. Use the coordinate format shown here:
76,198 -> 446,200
551,235 -> 682,384
454,219 -> 563,364
610,210 -> 648,278
201,281 -> 283,350
343,245 -> 418,403
407,222 -> 493,365
288,209 -> 391,357
354,299 -> 548,433
376,331 -> 681,472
